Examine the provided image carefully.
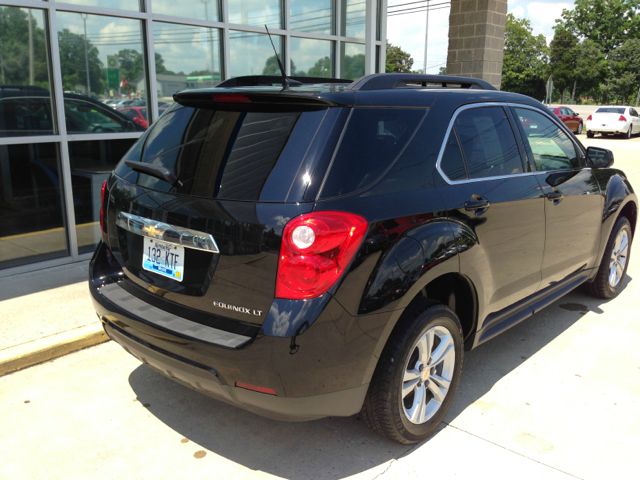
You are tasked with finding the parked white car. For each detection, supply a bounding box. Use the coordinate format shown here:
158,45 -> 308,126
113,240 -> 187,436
586,106 -> 640,139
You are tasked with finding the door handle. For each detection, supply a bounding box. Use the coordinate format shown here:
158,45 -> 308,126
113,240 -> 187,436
545,191 -> 564,203
464,197 -> 490,212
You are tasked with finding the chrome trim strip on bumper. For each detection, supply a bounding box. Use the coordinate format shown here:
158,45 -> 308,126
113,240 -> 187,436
98,282 -> 251,348
115,211 -> 220,253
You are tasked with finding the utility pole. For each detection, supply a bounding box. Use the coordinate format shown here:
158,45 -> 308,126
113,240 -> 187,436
202,0 -> 216,81
423,0 -> 430,73
28,10 -> 34,85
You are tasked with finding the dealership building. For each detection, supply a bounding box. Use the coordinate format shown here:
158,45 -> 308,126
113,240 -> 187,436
0,0 -> 506,275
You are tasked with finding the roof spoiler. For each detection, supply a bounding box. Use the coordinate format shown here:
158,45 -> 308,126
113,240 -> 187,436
173,91 -> 337,111
216,75 -> 352,88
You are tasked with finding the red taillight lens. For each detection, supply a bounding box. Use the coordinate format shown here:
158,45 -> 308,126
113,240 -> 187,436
211,93 -> 251,103
276,211 -> 368,300
587,114 -> 592,121
619,115 -> 627,122
99,180 -> 107,235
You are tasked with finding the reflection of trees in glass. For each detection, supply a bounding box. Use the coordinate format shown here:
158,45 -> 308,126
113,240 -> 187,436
0,7 -> 48,87
58,29 -> 104,94
262,55 -> 282,75
342,54 -> 364,80
291,56 -> 332,77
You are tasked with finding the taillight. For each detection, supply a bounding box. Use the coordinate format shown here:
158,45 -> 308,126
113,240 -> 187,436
587,114 -> 592,121
99,180 -> 107,235
619,115 -> 627,122
276,211 -> 368,300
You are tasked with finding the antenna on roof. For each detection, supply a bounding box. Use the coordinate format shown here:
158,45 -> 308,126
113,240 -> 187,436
264,25 -> 292,90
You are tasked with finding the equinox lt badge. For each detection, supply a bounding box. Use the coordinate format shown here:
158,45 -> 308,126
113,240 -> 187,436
212,300 -> 263,317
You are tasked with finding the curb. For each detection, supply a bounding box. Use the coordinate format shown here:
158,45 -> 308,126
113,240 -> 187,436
0,324 -> 109,377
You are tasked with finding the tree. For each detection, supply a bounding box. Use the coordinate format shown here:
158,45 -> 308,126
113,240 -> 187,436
342,53 -> 365,80
561,0 -> 640,55
385,43 -> 414,73
307,56 -> 332,77
549,26 -> 579,100
58,28 -> 104,95
262,55 -> 281,75
501,14 -> 548,99
575,39 -> 607,99
609,38 -> 640,102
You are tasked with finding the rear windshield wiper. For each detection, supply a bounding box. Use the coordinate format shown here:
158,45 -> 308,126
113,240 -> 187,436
125,160 -> 183,187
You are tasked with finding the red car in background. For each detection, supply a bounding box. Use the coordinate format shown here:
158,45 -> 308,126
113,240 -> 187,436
118,106 -> 148,129
550,106 -> 583,134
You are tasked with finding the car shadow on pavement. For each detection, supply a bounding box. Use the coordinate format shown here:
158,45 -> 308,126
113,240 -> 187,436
127,277 -> 630,480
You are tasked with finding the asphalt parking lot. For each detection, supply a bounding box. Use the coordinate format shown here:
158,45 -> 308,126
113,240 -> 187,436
0,134 -> 639,479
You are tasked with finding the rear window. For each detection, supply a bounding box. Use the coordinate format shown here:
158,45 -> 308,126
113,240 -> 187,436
320,108 -> 427,197
115,106 -> 301,201
596,107 -> 625,114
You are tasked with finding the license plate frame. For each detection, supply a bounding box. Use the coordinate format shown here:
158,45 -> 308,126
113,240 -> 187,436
142,237 -> 185,282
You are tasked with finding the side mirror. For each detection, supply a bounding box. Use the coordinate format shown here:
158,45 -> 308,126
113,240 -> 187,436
586,146 -> 614,168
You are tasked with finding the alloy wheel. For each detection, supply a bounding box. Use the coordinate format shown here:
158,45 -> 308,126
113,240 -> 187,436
401,325 -> 456,425
608,228 -> 630,288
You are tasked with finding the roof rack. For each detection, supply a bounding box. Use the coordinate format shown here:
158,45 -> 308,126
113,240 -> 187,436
350,73 -> 497,91
217,75 -> 353,88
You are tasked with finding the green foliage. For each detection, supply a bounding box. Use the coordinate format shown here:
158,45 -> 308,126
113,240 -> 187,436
307,57 -> 332,77
549,26 -> 579,95
575,39 -> 607,98
58,28 -> 104,95
561,0 -> 640,54
385,43 -> 414,73
609,39 -> 640,102
501,14 -> 548,99
342,54 -> 365,80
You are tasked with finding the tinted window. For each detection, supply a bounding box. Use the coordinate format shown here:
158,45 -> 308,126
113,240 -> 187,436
0,97 -> 54,136
514,108 -> 580,171
596,107 -> 625,114
320,108 -> 427,197
119,106 -> 301,201
440,133 -> 467,180
65,99 -> 136,134
453,107 -> 523,179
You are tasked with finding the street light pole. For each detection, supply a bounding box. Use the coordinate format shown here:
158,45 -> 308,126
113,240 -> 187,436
28,10 -> 34,85
81,13 -> 90,95
423,0 -> 430,73
202,0 -> 216,81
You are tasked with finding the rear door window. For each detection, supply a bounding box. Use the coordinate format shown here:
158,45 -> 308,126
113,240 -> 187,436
320,108 -> 427,197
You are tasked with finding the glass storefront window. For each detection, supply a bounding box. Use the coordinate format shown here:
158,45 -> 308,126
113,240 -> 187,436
341,42 -> 365,80
289,0 -> 332,34
151,0 -> 220,22
0,143 -> 67,268
342,0 -> 366,39
0,7 -> 54,137
228,0 -> 282,29
228,31 -> 282,77
290,38 -> 333,77
153,22 -> 221,103
68,138 -> 137,253
56,12 -> 148,128
56,1 -> 141,11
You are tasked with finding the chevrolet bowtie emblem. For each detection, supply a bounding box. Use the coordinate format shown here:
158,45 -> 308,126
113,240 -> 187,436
142,224 -> 163,238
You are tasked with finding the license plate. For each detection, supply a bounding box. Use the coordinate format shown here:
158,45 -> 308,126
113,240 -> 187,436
142,237 -> 184,282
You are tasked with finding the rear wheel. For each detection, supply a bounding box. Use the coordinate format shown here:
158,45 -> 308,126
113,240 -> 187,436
587,130 -> 594,138
577,122 -> 583,135
627,126 -> 633,139
361,304 -> 463,444
586,217 -> 632,299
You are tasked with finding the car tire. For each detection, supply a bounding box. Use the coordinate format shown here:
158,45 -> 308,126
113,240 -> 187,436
587,131 -> 594,138
585,216 -> 633,299
577,123 -> 583,135
361,304 -> 464,444
627,126 -> 633,139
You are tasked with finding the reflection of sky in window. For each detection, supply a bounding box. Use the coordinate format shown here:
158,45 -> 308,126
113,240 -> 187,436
290,38 -> 332,76
56,12 -> 144,66
152,0 -> 219,21
153,23 -> 221,76
343,0 -> 366,38
228,32 -> 282,77
228,0 -> 282,28
289,0 -> 332,34
57,0 -> 140,11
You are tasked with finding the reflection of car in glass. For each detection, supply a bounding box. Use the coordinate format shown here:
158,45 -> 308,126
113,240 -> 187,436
550,106 -> 583,134
90,74 -> 637,445
0,86 -> 143,136
118,106 -> 148,129
586,106 -> 640,139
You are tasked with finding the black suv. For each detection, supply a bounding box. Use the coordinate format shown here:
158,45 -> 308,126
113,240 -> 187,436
90,74 -> 636,444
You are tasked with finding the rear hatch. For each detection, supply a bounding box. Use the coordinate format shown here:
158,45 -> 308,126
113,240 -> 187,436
104,91 -> 349,327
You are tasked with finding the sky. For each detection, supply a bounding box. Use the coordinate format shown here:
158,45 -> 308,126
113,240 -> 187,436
386,0 -> 574,74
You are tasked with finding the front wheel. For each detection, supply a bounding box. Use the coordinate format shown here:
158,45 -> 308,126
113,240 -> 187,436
361,304 -> 463,444
587,130 -> 595,138
585,217 -> 632,299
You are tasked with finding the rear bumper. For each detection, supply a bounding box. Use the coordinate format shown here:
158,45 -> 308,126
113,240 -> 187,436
90,242 -> 389,421
586,122 -> 629,133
